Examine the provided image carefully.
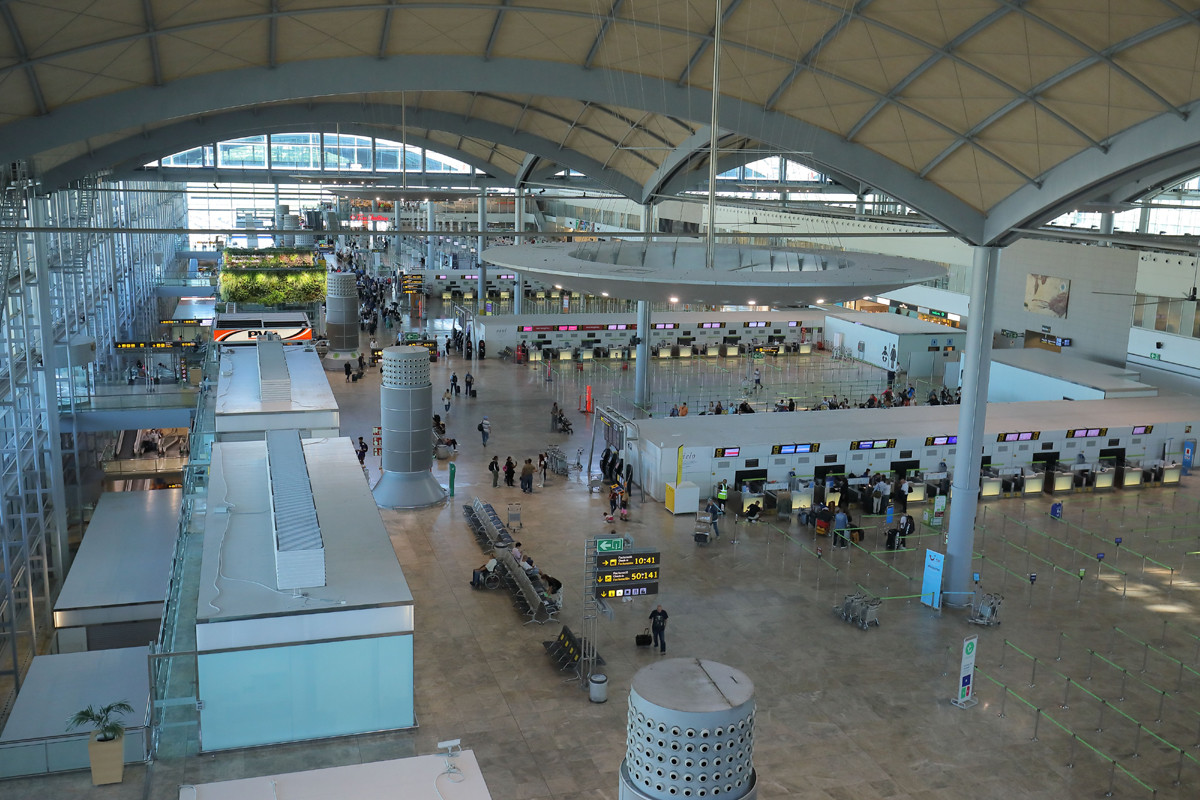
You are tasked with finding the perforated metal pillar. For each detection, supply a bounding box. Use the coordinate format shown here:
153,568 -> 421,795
619,658 -> 757,800
372,346 -> 446,508
324,271 -> 359,370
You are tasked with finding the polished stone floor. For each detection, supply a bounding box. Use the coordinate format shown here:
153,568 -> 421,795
7,320 -> 1200,800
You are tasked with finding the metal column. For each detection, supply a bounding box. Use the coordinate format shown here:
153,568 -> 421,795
477,189 -> 487,314
945,246 -> 1001,605
425,200 -> 435,270
633,300 -> 651,412
513,187 -> 523,315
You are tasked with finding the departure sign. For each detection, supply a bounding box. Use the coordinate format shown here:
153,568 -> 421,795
714,447 -> 740,458
597,551 -> 660,569
597,567 -> 660,584
850,439 -> 896,450
997,431 -> 1040,442
595,582 -> 658,600
925,435 -> 958,446
401,273 -> 424,294
771,443 -> 818,455
159,318 -> 205,325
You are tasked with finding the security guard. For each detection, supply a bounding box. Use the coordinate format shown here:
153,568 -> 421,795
716,480 -> 729,512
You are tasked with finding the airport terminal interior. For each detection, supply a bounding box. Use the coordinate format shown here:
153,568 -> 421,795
7,2 -> 1200,799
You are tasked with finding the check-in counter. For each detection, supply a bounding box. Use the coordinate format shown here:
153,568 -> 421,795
1093,468 -> 1116,490
527,349 -> 542,363
1050,469 -> 1074,493
657,348 -> 672,359
906,481 -> 926,504
1162,464 -> 1182,485
1120,465 -> 1143,488
719,344 -> 737,358
558,349 -> 573,361
579,349 -> 593,361
979,472 -> 1003,499
607,349 -> 623,359
793,486 -> 814,512
1023,470 -> 1046,495
678,345 -> 692,358
824,489 -> 841,508
798,342 -> 813,354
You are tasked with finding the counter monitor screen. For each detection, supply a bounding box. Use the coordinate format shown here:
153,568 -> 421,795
925,435 -> 958,446
556,325 -> 578,331
700,322 -> 724,329
998,431 -> 1041,442
771,443 -> 818,455
1068,428 -> 1107,438
850,439 -> 896,450
653,322 -> 678,329
788,321 -> 799,327
714,447 -> 740,458
744,321 -> 769,328
1132,425 -> 1153,435
606,324 -> 629,330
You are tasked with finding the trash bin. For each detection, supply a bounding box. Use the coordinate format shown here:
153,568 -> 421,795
1050,502 -> 1063,519
589,673 -> 608,703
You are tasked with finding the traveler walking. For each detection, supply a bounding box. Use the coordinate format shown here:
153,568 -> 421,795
649,605 -> 669,654
478,416 -> 491,446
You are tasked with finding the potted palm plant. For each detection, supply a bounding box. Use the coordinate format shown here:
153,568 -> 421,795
66,700 -> 134,785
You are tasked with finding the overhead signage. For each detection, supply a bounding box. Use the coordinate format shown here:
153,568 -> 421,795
519,323 -> 636,332
1067,428 -> 1107,438
771,443 -> 819,455
1040,333 -> 1072,347
597,551 -> 660,569
743,321 -> 769,328
714,447 -> 740,458
595,582 -> 658,600
596,537 -> 624,553
116,341 -> 199,350
699,322 -> 725,329
401,273 -> 424,294
997,431 -> 1040,442
596,567 -> 660,585
927,309 -> 948,318
652,322 -> 678,329
160,318 -> 205,325
1132,425 -> 1153,435
850,439 -> 896,450
925,435 -> 958,446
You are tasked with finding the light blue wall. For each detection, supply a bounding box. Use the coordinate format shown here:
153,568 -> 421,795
198,634 -> 413,751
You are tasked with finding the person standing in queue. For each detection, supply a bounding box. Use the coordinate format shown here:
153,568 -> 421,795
489,455 -> 500,487
649,605 -> 669,654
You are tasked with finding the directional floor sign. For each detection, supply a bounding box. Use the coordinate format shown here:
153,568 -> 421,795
597,537 -> 624,553
952,635 -> 979,709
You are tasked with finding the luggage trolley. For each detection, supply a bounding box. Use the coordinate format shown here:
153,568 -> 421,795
693,513 -> 715,545
507,503 -> 523,529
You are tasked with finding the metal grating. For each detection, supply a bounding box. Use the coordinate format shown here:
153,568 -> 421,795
255,338 -> 292,403
265,429 -> 322,552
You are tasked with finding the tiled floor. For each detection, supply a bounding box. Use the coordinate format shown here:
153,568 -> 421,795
6,311 -> 1200,799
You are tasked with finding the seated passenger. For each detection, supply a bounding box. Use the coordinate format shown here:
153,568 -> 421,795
522,555 -> 540,577
470,558 -> 498,588
745,502 -> 761,523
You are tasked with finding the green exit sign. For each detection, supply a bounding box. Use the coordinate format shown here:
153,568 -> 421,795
597,538 -> 624,553
1150,352 -> 1161,360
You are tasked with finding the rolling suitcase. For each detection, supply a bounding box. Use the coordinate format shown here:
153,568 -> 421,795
636,628 -> 652,647
885,528 -> 899,550
470,388 -> 477,398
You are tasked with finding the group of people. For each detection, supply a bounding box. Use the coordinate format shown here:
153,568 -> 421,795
488,454 -> 549,493
469,540 -> 564,609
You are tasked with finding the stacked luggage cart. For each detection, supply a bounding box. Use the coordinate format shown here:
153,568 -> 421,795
834,592 -> 882,630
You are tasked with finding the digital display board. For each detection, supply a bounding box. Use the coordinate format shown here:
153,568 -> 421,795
160,319 -> 205,325
595,582 -> 658,600
1132,425 -> 1153,435
771,443 -> 818,455
700,322 -> 724,329
924,436 -> 958,446
116,341 -> 199,350
597,552 -> 660,569
997,431 -> 1041,442
850,439 -> 896,450
402,273 -> 424,294
714,447 -> 740,458
596,568 -> 660,584
1067,428 -> 1107,438
744,321 -> 769,328
497,273 -> 516,279
1040,333 -> 1072,347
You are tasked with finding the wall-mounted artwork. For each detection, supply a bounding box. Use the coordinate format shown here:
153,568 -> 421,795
1024,274 -> 1071,318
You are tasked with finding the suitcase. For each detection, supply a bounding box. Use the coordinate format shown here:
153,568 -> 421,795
885,529 -> 899,550
636,628 -> 653,647
470,388 -> 477,398
815,519 -> 830,536
850,529 -> 863,543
